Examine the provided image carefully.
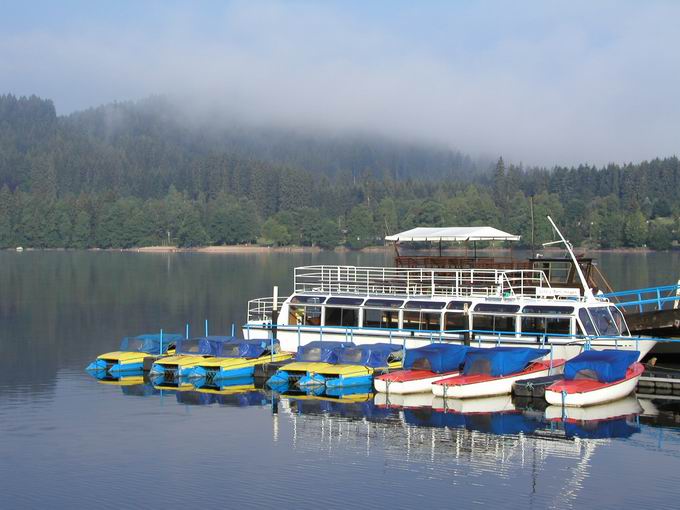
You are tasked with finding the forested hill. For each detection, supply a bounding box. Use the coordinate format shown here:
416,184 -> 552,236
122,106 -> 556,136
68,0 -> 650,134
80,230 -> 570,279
0,93 -> 679,251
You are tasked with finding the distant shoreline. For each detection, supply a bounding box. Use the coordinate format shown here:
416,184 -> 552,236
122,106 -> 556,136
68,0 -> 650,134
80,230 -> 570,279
4,245 -> 671,254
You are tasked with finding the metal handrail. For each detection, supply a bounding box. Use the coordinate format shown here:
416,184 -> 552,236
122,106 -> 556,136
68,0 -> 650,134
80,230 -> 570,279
601,284 -> 680,313
292,265 -> 559,299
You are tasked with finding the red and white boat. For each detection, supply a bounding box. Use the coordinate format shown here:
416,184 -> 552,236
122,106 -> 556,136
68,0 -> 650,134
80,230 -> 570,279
374,344 -> 470,394
432,347 -> 565,399
545,349 -> 643,407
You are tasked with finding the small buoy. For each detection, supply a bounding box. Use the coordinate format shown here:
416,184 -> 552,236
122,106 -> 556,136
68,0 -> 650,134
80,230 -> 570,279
15,246 -> 23,252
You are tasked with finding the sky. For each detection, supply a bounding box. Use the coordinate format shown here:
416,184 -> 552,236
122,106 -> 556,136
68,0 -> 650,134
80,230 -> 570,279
1,0 -> 679,167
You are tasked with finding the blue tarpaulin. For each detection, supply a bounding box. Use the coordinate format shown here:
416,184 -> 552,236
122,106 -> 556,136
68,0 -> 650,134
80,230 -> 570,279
119,333 -> 183,355
564,349 -> 639,383
237,339 -> 276,358
463,347 -> 549,377
338,343 -> 402,368
176,336 -> 235,356
295,341 -> 355,363
403,344 -> 470,373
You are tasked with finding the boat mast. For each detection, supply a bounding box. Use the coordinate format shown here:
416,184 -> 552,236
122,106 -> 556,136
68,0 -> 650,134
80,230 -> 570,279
546,216 -> 595,301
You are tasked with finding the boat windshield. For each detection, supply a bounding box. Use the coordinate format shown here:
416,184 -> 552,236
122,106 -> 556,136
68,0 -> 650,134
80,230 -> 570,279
588,307 -> 621,336
119,337 -> 146,352
219,343 -> 242,358
609,306 -> 630,336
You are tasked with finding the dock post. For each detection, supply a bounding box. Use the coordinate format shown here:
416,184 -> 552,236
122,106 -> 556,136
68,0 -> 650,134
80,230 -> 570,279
272,286 -> 279,340
231,323 -> 235,337
160,329 -> 163,355
185,323 -> 189,339
205,319 -> 208,337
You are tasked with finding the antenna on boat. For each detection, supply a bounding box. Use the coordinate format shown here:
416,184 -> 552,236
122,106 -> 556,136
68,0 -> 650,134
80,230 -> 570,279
546,216 -> 595,301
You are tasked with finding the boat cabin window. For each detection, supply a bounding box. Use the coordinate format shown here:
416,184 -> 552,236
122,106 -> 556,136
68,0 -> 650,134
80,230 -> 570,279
521,316 -> 571,336
288,305 -> 322,326
403,310 -> 441,331
473,314 -> 516,333
326,297 -> 364,306
522,305 -> 574,315
290,295 -> 326,304
444,312 -> 469,331
609,306 -> 630,336
473,303 -> 521,313
363,308 -> 399,329
405,300 -> 446,310
577,308 -> 597,336
589,307 -> 621,336
324,307 -> 359,327
447,300 -> 472,311
364,298 -> 403,309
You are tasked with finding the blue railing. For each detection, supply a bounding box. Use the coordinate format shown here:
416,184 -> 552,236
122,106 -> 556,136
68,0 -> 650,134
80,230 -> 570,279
602,284 -> 680,313
243,322 -> 679,351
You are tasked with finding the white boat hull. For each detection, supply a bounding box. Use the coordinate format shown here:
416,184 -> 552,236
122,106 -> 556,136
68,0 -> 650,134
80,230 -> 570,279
432,366 -> 558,399
374,372 -> 459,394
545,374 -> 642,407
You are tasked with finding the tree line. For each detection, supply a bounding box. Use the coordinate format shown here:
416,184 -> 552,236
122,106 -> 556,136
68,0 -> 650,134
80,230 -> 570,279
0,94 -> 678,250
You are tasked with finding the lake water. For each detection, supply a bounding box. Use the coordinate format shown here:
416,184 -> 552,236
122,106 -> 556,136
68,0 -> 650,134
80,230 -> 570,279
1,250 -> 680,509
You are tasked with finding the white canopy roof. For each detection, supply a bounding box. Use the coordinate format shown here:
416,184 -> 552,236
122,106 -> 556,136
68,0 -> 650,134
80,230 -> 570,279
385,226 -> 520,242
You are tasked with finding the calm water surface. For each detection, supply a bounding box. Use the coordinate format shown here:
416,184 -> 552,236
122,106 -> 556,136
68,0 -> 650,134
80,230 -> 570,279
1,250 -> 680,509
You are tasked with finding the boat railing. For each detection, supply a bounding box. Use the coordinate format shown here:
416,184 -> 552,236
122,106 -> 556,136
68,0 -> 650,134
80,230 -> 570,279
243,321 -> 669,350
247,296 -> 288,322
293,265 -> 557,299
601,283 -> 680,313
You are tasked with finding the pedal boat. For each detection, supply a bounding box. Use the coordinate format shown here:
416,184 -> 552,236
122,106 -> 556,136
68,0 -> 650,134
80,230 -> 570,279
432,347 -> 565,399
185,339 -> 293,384
86,333 -> 183,375
298,343 -> 403,389
545,349 -> 643,407
149,336 -> 235,380
374,344 -> 471,394
266,341 -> 354,387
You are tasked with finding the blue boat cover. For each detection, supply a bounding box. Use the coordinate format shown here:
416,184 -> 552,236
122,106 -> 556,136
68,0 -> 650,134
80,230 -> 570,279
403,344 -> 470,373
463,347 -> 549,377
295,341 -> 355,363
217,339 -> 279,358
176,336 -> 236,356
119,333 -> 183,354
338,343 -> 402,368
564,349 -> 639,383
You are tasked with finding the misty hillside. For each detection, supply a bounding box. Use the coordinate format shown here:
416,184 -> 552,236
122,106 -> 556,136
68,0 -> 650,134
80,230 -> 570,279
1,93 -> 679,252
0,94 -> 479,197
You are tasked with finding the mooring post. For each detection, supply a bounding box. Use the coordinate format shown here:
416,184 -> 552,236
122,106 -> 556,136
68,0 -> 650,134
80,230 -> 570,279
231,323 -> 235,337
185,323 -> 189,340
205,319 -> 208,337
160,328 -> 164,355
